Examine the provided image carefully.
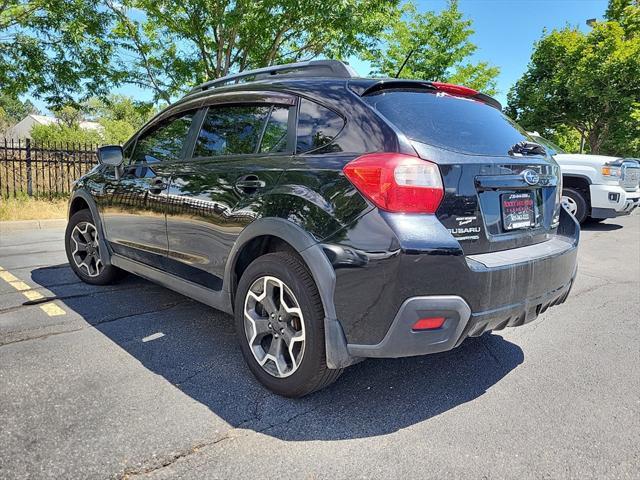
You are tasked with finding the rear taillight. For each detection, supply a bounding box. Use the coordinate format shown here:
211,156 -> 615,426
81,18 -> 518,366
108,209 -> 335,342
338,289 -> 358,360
343,153 -> 444,213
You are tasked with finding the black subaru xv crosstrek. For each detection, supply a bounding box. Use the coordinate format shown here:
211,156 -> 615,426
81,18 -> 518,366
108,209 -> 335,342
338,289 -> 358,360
65,60 -> 579,397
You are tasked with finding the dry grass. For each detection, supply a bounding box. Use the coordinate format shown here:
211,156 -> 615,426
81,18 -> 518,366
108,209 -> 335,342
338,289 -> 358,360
0,195 -> 67,221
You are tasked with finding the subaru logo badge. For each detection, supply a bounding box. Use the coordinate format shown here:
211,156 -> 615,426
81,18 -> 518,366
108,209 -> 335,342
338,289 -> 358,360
522,169 -> 540,186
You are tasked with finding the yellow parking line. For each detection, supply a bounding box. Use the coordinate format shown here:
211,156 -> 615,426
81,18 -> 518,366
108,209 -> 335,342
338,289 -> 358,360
40,303 -> 66,317
23,290 -> 45,301
0,264 -> 65,317
0,269 -> 19,283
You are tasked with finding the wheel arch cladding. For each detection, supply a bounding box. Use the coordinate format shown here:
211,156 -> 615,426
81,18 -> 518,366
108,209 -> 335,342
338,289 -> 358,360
224,217 -> 354,369
68,190 -> 112,266
68,196 -> 89,218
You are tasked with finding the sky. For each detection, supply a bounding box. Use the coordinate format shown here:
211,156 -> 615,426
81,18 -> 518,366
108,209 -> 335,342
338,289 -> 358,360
29,0 -> 609,114
347,0 -> 610,107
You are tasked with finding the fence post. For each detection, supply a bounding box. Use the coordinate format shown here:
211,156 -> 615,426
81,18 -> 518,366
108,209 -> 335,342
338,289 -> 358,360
26,138 -> 33,196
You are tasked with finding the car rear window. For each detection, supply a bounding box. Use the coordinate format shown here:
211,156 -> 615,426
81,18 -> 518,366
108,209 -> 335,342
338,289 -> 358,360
363,90 -> 530,156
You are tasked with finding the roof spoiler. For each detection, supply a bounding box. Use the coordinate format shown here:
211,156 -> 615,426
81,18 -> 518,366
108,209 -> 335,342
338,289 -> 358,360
357,79 -> 502,110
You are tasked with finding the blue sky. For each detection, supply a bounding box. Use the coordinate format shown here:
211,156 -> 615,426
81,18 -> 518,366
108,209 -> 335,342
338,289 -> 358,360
347,0 -> 609,106
30,0 -> 609,113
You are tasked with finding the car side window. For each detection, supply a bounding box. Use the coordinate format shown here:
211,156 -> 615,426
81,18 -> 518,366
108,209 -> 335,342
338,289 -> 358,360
259,106 -> 289,153
296,98 -> 344,154
130,111 -> 195,164
193,105 -> 274,157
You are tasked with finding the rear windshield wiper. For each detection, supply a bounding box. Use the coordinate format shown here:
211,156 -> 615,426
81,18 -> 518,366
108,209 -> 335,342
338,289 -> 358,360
509,141 -> 547,156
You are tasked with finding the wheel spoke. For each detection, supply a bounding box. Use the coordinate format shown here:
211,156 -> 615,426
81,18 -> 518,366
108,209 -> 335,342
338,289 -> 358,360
280,325 -> 303,347
266,337 -> 287,376
262,277 -> 280,315
244,308 -> 271,343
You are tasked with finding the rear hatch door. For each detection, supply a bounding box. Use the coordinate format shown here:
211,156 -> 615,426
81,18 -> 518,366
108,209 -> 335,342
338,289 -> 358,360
361,88 -> 562,255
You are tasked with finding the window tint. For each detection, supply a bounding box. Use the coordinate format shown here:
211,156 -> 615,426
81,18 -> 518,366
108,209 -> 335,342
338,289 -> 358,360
296,98 -> 344,153
131,112 -> 194,164
194,105 -> 272,157
363,90 -> 531,156
260,106 -> 289,153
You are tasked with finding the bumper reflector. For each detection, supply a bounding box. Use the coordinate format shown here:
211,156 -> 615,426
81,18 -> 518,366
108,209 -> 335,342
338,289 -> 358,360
412,316 -> 446,331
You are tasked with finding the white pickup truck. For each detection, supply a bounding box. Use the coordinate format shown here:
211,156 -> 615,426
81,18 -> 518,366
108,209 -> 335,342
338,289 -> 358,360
529,133 -> 640,224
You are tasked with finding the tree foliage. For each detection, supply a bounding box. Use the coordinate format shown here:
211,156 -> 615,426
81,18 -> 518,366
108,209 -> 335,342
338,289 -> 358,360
30,95 -> 155,144
0,94 -> 38,132
30,123 -> 103,145
507,1 -> 640,156
1,0 -> 503,106
366,0 -> 499,94
105,0 -> 399,102
0,1 -> 118,107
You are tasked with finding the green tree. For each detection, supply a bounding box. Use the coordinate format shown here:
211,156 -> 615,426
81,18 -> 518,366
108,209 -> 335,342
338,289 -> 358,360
0,94 -> 38,133
506,5 -> 640,156
366,0 -> 499,94
52,105 -> 84,128
0,1 -> 117,108
606,0 -> 640,35
105,0 -> 399,102
0,94 -> 38,122
84,95 -> 155,127
30,123 -> 103,145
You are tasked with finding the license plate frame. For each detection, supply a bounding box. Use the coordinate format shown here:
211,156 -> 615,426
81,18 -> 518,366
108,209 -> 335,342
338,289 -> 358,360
501,192 -> 536,231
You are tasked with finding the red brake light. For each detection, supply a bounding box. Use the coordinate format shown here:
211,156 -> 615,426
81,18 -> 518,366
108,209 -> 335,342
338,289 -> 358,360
412,317 -> 446,331
431,82 -> 478,97
343,153 -> 444,213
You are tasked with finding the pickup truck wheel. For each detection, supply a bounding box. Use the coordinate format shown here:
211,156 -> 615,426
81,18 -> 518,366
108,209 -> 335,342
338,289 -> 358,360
234,252 -> 342,397
561,187 -> 588,224
65,209 -> 123,285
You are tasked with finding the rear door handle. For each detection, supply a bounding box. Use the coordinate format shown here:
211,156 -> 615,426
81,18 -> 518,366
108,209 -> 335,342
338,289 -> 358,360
235,175 -> 266,194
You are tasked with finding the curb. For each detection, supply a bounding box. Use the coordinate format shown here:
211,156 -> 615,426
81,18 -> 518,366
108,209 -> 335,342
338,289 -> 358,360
0,219 -> 67,233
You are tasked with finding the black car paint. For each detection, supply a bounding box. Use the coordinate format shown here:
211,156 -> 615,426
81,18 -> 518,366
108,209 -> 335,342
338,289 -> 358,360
71,76 -> 578,366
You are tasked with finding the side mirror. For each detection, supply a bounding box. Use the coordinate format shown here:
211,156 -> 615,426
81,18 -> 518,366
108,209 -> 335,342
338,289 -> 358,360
97,145 -> 124,167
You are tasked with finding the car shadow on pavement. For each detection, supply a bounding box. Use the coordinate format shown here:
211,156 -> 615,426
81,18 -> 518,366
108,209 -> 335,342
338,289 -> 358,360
31,264 -> 524,442
580,221 -> 623,231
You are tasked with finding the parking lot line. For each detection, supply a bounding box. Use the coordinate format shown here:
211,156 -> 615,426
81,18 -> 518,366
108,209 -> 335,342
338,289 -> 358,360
0,265 -> 66,317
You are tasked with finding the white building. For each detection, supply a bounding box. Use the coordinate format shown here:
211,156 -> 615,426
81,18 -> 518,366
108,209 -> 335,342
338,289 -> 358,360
5,114 -> 102,140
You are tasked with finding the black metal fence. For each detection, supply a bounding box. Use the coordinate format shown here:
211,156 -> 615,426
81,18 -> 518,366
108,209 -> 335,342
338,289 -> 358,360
0,139 -> 98,198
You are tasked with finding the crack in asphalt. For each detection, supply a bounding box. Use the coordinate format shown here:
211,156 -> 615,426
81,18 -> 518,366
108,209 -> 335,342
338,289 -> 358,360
119,397 -> 360,479
0,300 -> 193,348
0,284 -> 169,314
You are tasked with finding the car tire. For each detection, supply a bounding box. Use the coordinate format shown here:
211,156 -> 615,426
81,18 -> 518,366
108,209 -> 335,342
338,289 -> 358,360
561,187 -> 588,224
234,251 -> 342,397
65,209 -> 124,285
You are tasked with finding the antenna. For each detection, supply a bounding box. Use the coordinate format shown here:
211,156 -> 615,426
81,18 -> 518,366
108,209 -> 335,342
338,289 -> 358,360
395,50 -> 414,78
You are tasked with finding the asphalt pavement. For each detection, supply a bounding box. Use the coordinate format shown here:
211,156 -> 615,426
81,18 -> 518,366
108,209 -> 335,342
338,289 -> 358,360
0,214 -> 638,479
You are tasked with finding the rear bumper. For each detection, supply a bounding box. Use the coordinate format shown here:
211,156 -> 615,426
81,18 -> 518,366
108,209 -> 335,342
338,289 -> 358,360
347,248 -> 576,359
327,206 -> 580,356
590,184 -> 640,218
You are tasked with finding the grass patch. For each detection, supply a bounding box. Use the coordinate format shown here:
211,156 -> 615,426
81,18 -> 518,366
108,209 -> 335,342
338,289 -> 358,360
0,195 -> 68,221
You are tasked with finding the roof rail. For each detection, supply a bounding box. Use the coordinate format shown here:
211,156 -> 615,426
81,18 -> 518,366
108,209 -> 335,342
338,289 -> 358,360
188,60 -> 358,95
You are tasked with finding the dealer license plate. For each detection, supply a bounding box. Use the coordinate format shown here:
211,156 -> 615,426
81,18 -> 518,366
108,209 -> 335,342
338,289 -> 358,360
501,192 -> 535,230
